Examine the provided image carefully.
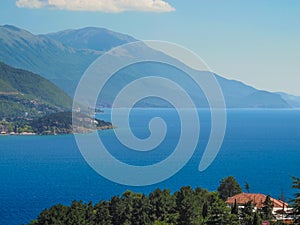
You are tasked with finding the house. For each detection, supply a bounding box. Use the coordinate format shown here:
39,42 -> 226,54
226,193 -> 293,222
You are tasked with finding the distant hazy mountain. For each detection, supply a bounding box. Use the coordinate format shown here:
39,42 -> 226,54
276,92 -> 300,108
0,62 -> 72,118
93,60 -> 290,108
214,76 -> 290,108
0,25 -> 101,95
45,27 -> 137,51
0,25 -> 297,108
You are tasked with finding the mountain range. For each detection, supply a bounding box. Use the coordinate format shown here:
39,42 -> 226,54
0,24 -> 299,108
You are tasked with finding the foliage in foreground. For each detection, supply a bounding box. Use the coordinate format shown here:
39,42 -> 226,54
27,176 -> 300,225
28,175 -> 295,225
28,187 -> 239,225
292,176 -> 300,223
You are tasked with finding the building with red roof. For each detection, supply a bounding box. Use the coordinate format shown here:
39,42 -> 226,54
226,193 -> 293,222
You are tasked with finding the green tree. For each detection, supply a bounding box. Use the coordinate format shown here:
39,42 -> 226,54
194,187 -> 210,225
122,191 -> 134,224
109,196 -> 127,225
292,176 -> 300,222
202,202 -> 208,219
94,200 -> 112,225
65,200 -> 88,225
260,195 -> 274,221
206,193 -> 239,225
175,186 -> 201,225
35,204 -> 68,225
231,199 -> 239,215
217,176 -> 242,201
149,189 -> 177,224
130,193 -> 152,225
252,212 -> 262,225
245,182 -> 250,193
240,201 -> 254,225
85,201 -> 96,224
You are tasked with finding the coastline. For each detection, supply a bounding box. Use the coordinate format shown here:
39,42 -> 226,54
0,125 -> 115,136
0,131 -> 36,136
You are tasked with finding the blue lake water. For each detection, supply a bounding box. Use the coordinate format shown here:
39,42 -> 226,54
1,109 -> 300,225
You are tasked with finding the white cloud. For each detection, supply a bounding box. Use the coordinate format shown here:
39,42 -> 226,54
16,0 -> 175,12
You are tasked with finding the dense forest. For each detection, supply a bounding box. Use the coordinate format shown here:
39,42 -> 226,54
27,176 -> 300,225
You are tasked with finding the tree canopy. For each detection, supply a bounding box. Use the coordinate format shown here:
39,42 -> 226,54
28,186 -> 238,225
217,176 -> 242,201
292,176 -> 300,222
28,177 -> 299,225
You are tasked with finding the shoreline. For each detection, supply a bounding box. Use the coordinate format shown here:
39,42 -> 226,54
0,125 -> 115,136
0,132 -> 36,136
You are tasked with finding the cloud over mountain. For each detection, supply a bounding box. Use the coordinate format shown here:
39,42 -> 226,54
16,0 -> 175,12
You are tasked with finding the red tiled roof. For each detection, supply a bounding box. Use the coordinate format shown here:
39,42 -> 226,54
226,193 -> 289,208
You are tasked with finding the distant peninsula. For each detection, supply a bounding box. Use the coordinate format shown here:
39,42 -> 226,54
1,111 -> 113,136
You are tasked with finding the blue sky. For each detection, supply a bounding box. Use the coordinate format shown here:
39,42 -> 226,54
1,0 -> 300,95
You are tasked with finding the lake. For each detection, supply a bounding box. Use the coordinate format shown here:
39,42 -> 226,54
1,109 -> 300,225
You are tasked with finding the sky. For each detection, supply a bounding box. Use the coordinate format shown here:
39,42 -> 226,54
1,0 -> 300,95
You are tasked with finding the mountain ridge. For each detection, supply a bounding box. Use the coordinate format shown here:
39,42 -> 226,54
45,26 -> 137,51
0,25 -> 101,95
0,24 -> 298,108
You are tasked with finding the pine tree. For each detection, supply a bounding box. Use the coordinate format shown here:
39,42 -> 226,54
245,182 -> 250,193
131,193 -> 152,225
85,201 -> 96,224
252,212 -> 262,225
149,188 -> 177,224
94,200 -> 112,225
206,194 -> 238,225
175,186 -> 199,225
202,202 -> 208,219
207,199 -> 226,225
260,195 -> 274,221
217,176 -> 242,201
231,199 -> 239,215
292,176 -> 300,222
109,196 -> 126,225
66,201 -> 88,225
240,201 -> 254,225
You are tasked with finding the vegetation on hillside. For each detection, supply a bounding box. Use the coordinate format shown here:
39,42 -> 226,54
27,176 -> 300,225
0,62 -> 114,135
0,119 -> 34,134
292,177 -> 300,223
0,61 -> 73,124
0,94 -> 60,119
0,61 -> 72,118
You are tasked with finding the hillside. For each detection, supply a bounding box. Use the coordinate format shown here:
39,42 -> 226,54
0,25 -> 297,108
0,25 -> 101,95
0,62 -> 72,119
0,62 -> 114,135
